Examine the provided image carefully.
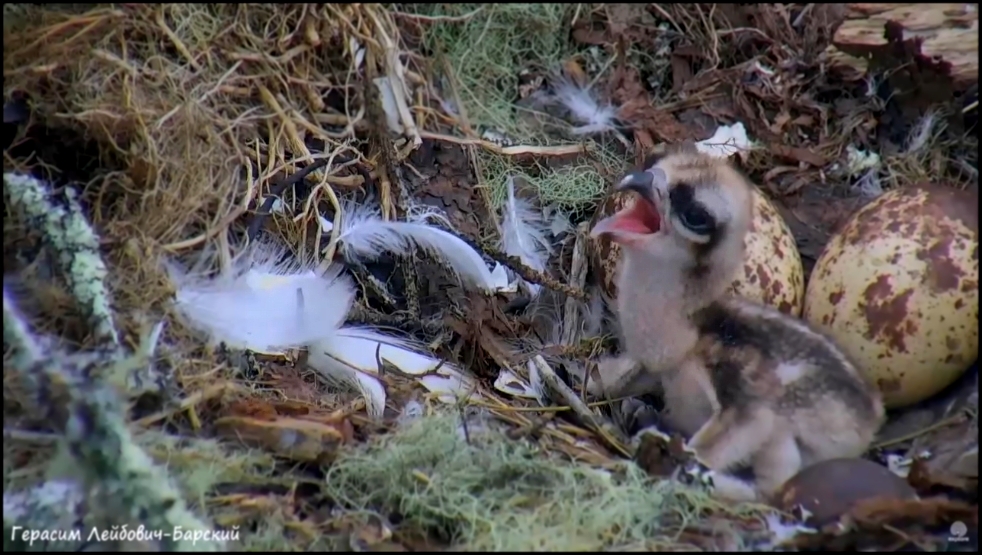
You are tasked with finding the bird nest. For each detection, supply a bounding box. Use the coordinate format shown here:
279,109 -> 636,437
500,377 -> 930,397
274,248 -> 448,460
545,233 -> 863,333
3,3 -> 977,552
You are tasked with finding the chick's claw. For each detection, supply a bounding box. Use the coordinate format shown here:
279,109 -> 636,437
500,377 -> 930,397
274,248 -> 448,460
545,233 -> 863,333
679,460 -> 716,491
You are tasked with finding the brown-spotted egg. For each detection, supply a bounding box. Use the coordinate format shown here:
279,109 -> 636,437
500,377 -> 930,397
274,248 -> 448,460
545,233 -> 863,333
803,183 -> 979,409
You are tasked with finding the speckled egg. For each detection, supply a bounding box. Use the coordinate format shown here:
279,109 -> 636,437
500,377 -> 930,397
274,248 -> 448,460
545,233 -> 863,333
591,186 -> 805,316
726,186 -> 806,316
773,458 -> 918,527
803,183 -> 979,409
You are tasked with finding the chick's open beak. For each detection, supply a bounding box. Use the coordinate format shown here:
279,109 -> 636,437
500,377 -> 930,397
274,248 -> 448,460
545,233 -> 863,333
590,171 -> 662,243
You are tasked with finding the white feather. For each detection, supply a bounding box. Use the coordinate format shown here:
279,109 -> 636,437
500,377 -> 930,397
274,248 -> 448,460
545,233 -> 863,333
307,348 -> 388,420
527,359 -> 548,405
499,176 -> 552,296
312,326 -> 449,375
553,77 -> 617,135
169,242 -> 355,354
334,200 -> 496,292
493,369 -> 538,399
419,372 -> 478,404
307,326 -> 474,419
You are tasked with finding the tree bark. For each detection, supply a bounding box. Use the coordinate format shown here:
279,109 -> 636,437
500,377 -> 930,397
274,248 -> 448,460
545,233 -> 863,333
826,3 -> 978,94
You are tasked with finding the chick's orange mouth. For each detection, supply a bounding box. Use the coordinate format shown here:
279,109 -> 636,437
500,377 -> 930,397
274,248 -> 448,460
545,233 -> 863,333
606,196 -> 661,235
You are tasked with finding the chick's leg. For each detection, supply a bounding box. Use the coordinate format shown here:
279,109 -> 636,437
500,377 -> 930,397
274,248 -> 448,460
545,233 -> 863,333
751,431 -> 802,499
680,407 -> 775,501
686,407 -> 775,471
697,473 -> 759,502
586,355 -> 659,399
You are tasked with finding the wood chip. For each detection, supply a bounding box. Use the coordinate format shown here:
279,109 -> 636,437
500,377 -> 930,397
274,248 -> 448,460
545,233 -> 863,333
827,3 -> 979,92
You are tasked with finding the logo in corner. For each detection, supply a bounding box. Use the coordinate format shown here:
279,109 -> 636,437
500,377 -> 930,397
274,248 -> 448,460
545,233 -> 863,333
949,521 -> 969,543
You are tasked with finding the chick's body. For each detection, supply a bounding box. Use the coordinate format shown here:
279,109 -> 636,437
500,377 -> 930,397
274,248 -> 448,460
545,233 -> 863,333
590,146 -> 885,501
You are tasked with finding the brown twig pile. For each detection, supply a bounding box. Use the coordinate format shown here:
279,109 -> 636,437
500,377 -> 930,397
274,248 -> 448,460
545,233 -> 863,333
4,4 -> 396,336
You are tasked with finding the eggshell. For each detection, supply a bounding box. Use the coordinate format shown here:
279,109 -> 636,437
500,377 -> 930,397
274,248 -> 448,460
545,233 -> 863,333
803,183 -> 979,409
591,187 -> 805,316
726,187 -> 806,316
773,458 -> 918,527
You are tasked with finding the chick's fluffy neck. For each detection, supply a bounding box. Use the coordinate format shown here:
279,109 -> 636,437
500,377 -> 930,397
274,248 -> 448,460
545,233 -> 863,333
614,245 -> 732,369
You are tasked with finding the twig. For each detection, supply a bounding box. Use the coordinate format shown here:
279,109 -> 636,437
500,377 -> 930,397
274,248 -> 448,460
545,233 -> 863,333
2,286 -> 44,374
365,9 -> 422,149
872,411 -> 970,449
246,157 -> 332,241
3,293 -> 220,551
419,130 -> 587,157
560,223 -> 590,346
531,356 -> 631,457
154,9 -> 201,71
5,173 -> 169,398
4,173 -> 119,348
346,304 -> 444,335
257,85 -> 346,264
133,382 -> 234,428
391,7 -> 486,23
3,428 -> 60,443
479,243 -> 589,301
791,4 -> 814,28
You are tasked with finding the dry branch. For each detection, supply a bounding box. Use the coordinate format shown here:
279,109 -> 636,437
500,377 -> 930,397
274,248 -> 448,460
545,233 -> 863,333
826,3 -> 978,92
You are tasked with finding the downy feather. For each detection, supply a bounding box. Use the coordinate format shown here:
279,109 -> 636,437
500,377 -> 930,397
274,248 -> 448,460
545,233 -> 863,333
334,200 -> 496,292
552,76 -> 617,135
169,241 -> 355,354
499,176 -> 552,296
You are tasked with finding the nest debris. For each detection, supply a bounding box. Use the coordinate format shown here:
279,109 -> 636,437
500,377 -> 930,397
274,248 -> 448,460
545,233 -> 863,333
3,3 -> 977,552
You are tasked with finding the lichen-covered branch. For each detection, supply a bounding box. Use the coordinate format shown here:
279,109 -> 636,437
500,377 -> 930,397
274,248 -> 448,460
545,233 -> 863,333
4,172 -> 119,347
2,286 -> 43,379
3,290 -> 224,552
64,358 -> 224,551
4,172 -> 165,395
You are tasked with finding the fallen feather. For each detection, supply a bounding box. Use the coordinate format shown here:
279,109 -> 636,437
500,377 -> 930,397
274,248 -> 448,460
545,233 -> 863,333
419,372 -> 478,404
527,359 -> 547,405
696,122 -> 752,159
313,326 -> 449,376
498,176 -> 552,296
552,76 -> 617,135
397,399 -> 424,427
307,326 -> 476,419
168,240 -> 354,355
886,453 -> 914,478
762,510 -> 817,549
489,263 -> 518,293
543,204 -> 573,237
317,213 -> 334,233
170,239 -> 474,421
845,145 -> 881,176
373,76 -> 404,134
307,327 -> 446,420
493,369 -> 538,399
333,199 -> 497,293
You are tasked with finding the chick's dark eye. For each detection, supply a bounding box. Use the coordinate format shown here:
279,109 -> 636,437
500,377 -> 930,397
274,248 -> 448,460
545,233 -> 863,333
677,208 -> 712,233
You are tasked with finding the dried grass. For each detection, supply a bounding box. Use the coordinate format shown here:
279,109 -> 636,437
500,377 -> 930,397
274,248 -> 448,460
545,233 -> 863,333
3,4 -> 411,549
3,3 -> 391,357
